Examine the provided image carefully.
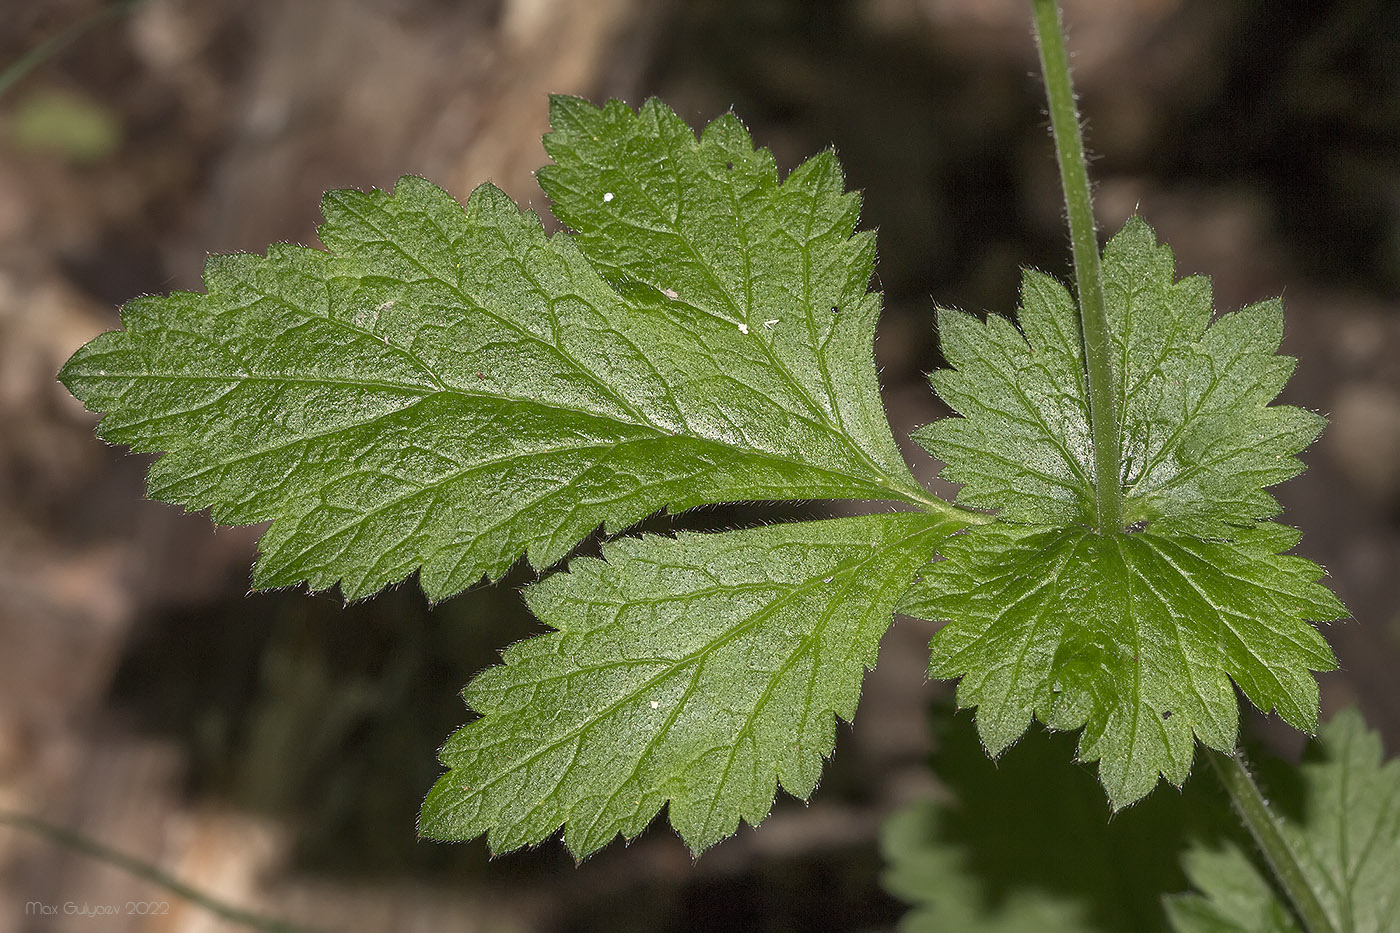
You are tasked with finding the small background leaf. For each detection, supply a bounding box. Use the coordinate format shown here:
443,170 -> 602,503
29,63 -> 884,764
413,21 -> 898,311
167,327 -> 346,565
1166,708 -> 1400,933
881,702 -> 1235,933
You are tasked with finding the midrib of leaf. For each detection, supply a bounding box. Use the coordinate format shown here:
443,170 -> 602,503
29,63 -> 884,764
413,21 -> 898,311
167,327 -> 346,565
696,542 -> 866,834
1109,535 -> 1148,786
460,522 -> 933,811
474,179 -> 949,510
95,292 -> 947,519
1336,748 -> 1355,930
185,392 -> 923,515
1117,553 -> 1226,742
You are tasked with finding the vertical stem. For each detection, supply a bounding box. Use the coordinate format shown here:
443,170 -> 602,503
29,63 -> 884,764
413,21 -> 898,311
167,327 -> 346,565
1031,5 -> 1331,931
1206,750 -> 1336,933
1030,0 -> 1123,533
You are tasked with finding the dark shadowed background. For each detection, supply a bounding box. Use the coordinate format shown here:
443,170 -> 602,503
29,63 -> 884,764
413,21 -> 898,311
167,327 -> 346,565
1,0 -> 1398,930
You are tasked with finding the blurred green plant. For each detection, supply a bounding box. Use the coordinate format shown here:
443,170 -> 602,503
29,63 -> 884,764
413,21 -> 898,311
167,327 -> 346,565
882,706 -> 1400,933
5,86 -> 120,163
0,2 -> 143,164
880,702 -> 1228,933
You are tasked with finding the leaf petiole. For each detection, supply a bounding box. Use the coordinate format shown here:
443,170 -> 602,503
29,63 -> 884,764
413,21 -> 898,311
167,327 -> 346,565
1206,749 -> 1336,933
1030,0 -> 1123,533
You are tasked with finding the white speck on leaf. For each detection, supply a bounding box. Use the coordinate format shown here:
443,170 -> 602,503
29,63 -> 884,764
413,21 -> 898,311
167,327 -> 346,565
662,288 -> 679,300
738,322 -> 749,335
602,192 -> 614,202
649,700 -> 659,709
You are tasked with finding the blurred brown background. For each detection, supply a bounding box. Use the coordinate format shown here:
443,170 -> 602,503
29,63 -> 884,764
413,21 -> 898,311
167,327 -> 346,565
1,0 -> 1398,930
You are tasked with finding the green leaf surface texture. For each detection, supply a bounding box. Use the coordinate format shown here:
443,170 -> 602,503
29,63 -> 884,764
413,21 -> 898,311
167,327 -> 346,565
903,219 -> 1344,807
419,512 -> 959,857
1166,709 -> 1400,933
59,97 -> 930,601
901,524 -> 1342,808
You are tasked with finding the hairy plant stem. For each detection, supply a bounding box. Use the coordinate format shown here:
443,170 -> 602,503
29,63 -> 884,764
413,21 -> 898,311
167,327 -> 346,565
1205,750 -> 1336,933
1030,0 -> 1123,533
1032,5 -> 1336,928
0,809 -> 317,933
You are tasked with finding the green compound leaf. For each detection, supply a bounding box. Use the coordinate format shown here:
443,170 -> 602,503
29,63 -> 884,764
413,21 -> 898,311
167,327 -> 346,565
1166,709 -> 1400,933
60,99 -> 937,601
915,218 -> 1324,531
901,523 -> 1343,808
419,512 -> 958,857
